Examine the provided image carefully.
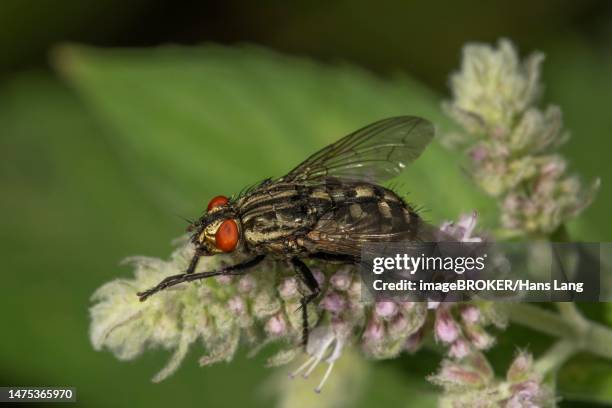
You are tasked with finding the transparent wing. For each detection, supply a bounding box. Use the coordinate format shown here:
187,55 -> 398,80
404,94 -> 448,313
283,116 -> 434,184
304,204 -> 426,258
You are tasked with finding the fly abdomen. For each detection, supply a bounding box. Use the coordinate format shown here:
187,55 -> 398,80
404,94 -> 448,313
320,181 -> 417,236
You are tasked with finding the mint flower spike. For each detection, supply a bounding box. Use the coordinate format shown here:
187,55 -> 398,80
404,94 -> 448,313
430,351 -> 554,407
443,38 -> 600,235
90,211 -> 505,396
444,39 -> 543,136
89,240 -> 305,383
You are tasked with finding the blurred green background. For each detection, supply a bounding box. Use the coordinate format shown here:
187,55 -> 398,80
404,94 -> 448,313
1,1 -> 612,407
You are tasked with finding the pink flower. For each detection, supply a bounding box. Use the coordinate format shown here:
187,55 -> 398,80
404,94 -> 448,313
227,296 -> 245,315
237,275 -> 256,293
330,267 -> 352,291
465,324 -> 494,350
506,351 -> 533,382
439,212 -> 482,242
469,145 -> 488,162
460,305 -> 480,324
435,307 -> 460,343
363,318 -> 385,343
375,301 -> 398,319
278,277 -> 298,299
312,268 -> 326,286
265,314 -> 287,337
215,275 -> 232,285
320,292 -> 346,314
449,339 -> 471,359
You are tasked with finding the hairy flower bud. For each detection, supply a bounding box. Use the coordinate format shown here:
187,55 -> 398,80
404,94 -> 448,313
443,38 -> 599,235
375,301 -> 398,319
265,314 -> 288,337
330,267 -> 352,291
506,351 -> 533,383
91,216 -> 500,392
460,305 -> 480,324
449,338 -> 471,359
227,296 -> 246,315
278,277 -> 299,300
435,307 -> 460,344
320,291 -> 347,314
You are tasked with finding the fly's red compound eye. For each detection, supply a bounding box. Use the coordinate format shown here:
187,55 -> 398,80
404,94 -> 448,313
215,219 -> 239,252
207,195 -> 229,211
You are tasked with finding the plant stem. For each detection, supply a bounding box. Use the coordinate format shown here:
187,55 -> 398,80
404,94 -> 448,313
505,226 -> 612,362
504,303 -> 573,338
555,302 -> 589,333
533,339 -> 578,376
503,302 -> 612,360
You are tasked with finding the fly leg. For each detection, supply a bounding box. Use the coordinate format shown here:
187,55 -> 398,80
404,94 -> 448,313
184,252 -> 201,274
308,252 -> 357,263
291,257 -> 321,348
137,255 -> 266,301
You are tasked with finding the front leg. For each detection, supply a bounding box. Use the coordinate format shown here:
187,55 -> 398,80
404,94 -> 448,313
291,257 -> 321,347
137,255 -> 266,301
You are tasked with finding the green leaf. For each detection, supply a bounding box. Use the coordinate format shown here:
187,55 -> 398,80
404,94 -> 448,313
54,44 -> 494,224
557,355 -> 612,405
542,40 -> 612,404
0,73 -> 275,408
543,39 -> 612,242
